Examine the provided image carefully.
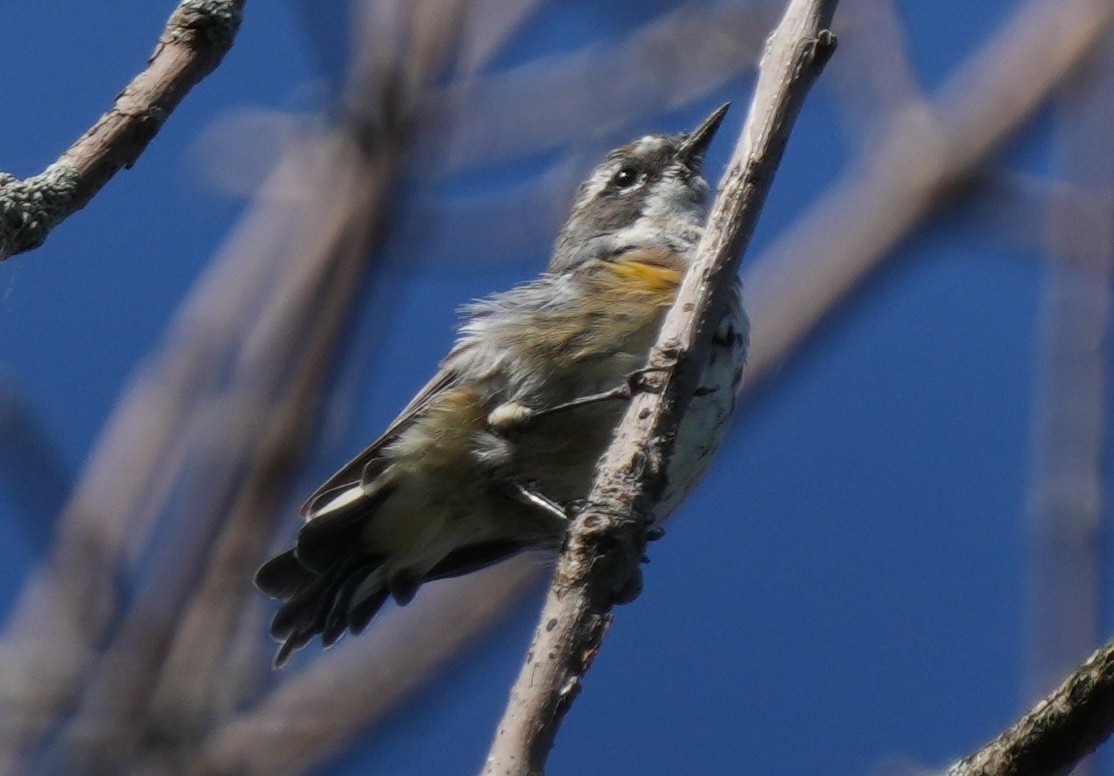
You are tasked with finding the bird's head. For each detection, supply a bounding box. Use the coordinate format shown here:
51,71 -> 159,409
549,102 -> 729,274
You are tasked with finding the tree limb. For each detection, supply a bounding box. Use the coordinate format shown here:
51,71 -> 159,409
481,1 -> 838,773
946,636 -> 1114,776
0,0 -> 244,260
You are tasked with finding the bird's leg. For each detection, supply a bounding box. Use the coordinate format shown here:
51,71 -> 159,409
511,481 -> 571,522
531,384 -> 632,417
487,366 -> 670,432
513,481 -> 657,599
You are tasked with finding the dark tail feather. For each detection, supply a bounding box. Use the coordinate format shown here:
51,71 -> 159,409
295,482 -> 395,571
256,481 -> 400,667
267,557 -> 355,641
322,560 -> 379,646
425,539 -> 525,582
257,540 -> 535,666
254,549 -> 311,599
347,586 -> 390,635
260,553 -> 388,668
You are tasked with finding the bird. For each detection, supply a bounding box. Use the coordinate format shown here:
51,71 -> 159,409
254,103 -> 749,667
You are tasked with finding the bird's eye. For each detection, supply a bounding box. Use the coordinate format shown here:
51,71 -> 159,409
612,166 -> 639,189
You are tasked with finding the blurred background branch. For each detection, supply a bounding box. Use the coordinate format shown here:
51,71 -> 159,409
1,0 -> 1113,774
0,380 -> 70,552
1021,24 -> 1114,776
742,0 -> 1114,390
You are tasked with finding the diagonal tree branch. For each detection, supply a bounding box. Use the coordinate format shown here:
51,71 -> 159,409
0,0 -> 244,261
946,635 -> 1114,776
481,1 -> 838,773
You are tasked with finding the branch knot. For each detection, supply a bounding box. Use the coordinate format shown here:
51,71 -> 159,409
165,0 -> 243,49
0,164 -> 80,258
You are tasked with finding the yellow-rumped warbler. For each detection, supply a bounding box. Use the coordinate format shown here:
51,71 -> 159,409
255,103 -> 748,666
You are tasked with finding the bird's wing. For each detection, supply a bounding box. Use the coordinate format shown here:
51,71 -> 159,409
300,366 -> 462,516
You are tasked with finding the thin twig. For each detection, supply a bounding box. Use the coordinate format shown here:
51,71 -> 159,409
481,2 -> 838,773
946,636 -> 1114,776
0,0 -> 244,260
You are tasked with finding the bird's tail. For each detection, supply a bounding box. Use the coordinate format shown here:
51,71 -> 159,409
255,485 -> 395,667
255,548 -> 389,668
255,482 -> 538,667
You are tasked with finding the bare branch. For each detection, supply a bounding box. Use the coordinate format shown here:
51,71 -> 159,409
0,0 -> 244,260
121,132 -> 390,770
21,1 -> 478,770
946,636 -> 1114,776
0,128 -> 396,772
482,2 -> 838,773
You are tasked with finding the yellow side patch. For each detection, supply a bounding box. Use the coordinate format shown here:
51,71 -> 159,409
608,259 -> 683,294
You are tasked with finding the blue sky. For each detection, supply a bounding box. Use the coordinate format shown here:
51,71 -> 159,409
1,1 -> 1108,774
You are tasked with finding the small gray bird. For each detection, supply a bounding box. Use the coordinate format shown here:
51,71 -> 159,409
255,103 -> 748,667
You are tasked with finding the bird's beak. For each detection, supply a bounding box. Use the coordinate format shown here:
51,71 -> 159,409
677,102 -> 730,166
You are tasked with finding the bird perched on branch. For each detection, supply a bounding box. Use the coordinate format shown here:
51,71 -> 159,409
255,103 -> 748,667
